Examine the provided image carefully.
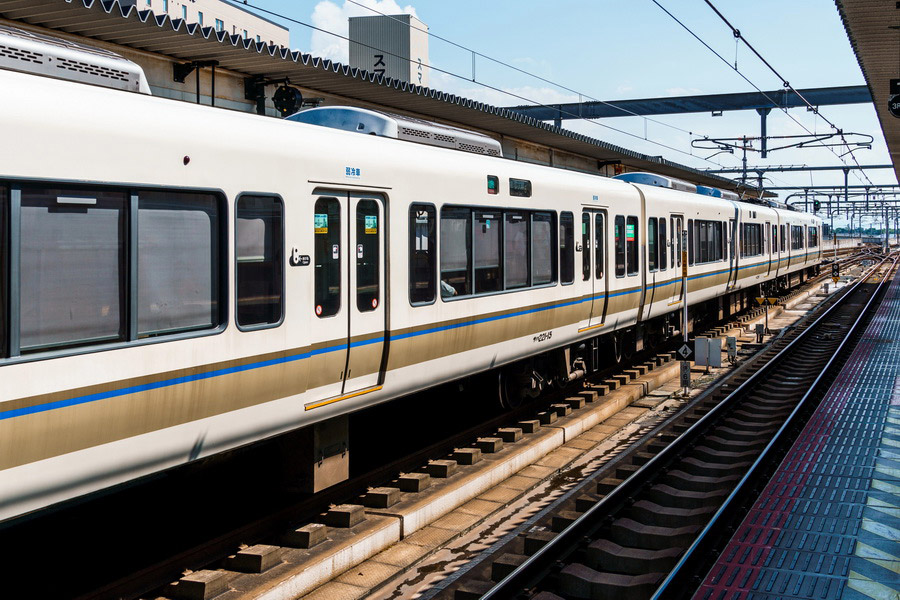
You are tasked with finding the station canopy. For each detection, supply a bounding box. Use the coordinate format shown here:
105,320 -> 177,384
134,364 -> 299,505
0,0 -> 757,195
837,0 -> 900,183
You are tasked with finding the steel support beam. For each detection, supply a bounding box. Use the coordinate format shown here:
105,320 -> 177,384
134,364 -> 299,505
507,86 -> 871,121
768,184 -> 900,191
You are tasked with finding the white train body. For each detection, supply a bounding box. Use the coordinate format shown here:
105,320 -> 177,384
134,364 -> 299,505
0,67 -> 825,523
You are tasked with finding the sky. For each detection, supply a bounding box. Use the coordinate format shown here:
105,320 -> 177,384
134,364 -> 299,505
240,0 -> 895,226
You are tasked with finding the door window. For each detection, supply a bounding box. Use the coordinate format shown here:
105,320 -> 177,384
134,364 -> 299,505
409,204 -> 436,304
595,213 -> 604,279
314,197 -> 341,317
582,212 -> 591,280
614,215 -> 625,277
356,200 -> 380,312
559,212 -> 574,284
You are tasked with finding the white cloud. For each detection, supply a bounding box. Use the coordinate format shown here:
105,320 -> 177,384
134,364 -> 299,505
310,0 -> 418,64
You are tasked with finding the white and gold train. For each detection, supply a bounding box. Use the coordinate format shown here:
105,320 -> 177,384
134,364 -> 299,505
0,29 -> 826,523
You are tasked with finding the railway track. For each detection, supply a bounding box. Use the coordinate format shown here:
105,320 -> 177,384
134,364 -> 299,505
439,253 -> 896,600
3,254 -> 870,600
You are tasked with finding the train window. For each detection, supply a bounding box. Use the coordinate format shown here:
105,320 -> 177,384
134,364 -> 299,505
582,212 -> 591,281
659,218 -> 667,271
138,191 -> 221,337
236,196 -> 284,328
791,225 -> 804,250
559,212 -> 574,285
772,225 -> 778,253
532,212 -> 555,285
440,207 -> 472,298
780,225 -> 786,251
505,211 -> 529,289
474,210 -> 502,293
670,218 -> 676,269
687,219 -> 694,266
314,197 -> 342,317
20,187 -> 127,351
356,200 -> 380,312
808,226 -> 818,248
0,186 -> 7,357
740,223 -> 763,257
648,217 -> 658,272
409,204 -> 436,304
626,216 -> 639,276
595,213 -> 605,279
614,215 -> 626,277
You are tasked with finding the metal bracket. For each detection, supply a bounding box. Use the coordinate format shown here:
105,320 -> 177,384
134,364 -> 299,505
173,60 -> 218,84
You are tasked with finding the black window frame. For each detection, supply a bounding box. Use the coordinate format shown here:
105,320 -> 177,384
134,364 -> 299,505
582,211 -> 591,281
615,215 -> 626,277
235,193 -> 285,331
659,217 -> 667,271
626,215 -> 639,276
560,211 -> 575,285
409,203 -> 437,306
648,217 -> 658,272
0,180 -> 227,364
440,205 -> 558,301
595,212 -> 605,280
314,196 -> 342,318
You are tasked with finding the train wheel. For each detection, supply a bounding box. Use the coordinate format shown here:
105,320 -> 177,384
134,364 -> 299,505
497,369 -> 524,410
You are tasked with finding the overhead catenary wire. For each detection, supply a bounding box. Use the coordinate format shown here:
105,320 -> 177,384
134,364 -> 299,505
651,0 -> 873,188
703,0 -> 875,188
240,1 -> 740,171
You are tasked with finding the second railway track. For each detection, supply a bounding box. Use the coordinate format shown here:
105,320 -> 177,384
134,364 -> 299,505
440,253 -> 896,600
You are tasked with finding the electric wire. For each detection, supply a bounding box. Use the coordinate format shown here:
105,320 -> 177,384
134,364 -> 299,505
240,1 -> 739,171
703,0 -> 875,187
652,0 -> 873,188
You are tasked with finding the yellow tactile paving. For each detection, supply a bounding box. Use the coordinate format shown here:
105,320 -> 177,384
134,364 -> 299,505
846,571 -> 900,600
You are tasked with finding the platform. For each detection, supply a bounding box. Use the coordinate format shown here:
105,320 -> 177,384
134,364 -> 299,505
695,274 -> 900,600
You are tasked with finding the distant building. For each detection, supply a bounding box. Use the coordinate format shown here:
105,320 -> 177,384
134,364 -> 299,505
125,0 -> 289,47
350,14 -> 429,87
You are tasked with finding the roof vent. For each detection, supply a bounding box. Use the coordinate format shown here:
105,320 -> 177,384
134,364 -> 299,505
287,106 -> 503,157
0,25 -> 150,94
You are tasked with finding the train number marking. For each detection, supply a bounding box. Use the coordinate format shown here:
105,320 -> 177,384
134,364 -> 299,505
533,331 -> 553,343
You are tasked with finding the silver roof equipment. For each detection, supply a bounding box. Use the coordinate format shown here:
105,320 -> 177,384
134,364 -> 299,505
0,25 -> 150,94
287,106 -> 503,157
613,172 -> 698,194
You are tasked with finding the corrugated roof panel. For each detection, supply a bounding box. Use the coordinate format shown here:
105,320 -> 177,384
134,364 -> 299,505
0,0 -> 756,192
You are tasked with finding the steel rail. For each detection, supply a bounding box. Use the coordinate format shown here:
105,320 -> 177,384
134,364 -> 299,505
651,253 -> 898,599
480,254 -> 892,600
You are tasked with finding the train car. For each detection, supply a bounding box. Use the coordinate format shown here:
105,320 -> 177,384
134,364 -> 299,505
0,32 -> 825,524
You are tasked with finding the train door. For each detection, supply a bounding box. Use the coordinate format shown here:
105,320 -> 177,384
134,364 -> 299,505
309,192 -> 387,400
670,215 -> 684,305
765,220 -> 772,276
585,209 -> 608,327
727,217 -> 738,289
345,194 -> 387,393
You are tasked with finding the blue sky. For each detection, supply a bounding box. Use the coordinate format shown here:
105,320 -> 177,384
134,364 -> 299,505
243,0 -> 895,222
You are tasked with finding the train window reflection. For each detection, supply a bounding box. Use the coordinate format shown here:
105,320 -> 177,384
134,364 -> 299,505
559,212 -> 574,284
440,207 -> 472,298
236,195 -> 283,328
356,200 -> 379,312
409,204 -> 436,304
505,211 -> 529,289
595,213 -> 604,279
659,217 -> 667,271
474,210 -> 502,293
0,187 -> 8,357
532,212 -> 555,285
582,212 -> 591,281
626,215 -> 639,276
614,215 -> 625,277
314,197 -> 341,317
138,191 -> 220,337
20,187 -> 127,351
648,217 -> 658,272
